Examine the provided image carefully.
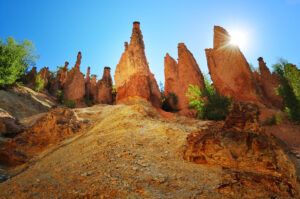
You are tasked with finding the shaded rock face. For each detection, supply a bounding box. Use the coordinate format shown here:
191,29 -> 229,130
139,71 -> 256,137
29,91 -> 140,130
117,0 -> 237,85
49,62 -> 69,97
164,43 -> 205,111
0,108 -> 84,167
205,26 -> 259,103
89,76 -> 97,101
26,67 -> 37,87
37,67 -> 50,88
184,101 -> 297,198
258,57 -> 282,108
63,52 -> 85,106
59,62 -> 69,87
85,66 -> 91,100
114,22 -> 161,107
0,110 -> 22,137
96,67 -> 113,104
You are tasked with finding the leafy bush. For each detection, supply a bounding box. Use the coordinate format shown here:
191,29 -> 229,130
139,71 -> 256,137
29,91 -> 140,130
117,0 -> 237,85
263,115 -> 279,126
186,78 -> 232,121
0,36 -> 38,87
34,74 -> 44,92
273,60 -> 300,122
62,100 -> 75,108
57,90 -> 64,103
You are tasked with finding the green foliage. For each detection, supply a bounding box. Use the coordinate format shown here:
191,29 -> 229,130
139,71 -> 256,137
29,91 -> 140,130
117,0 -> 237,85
285,63 -> 300,101
0,36 -> 38,87
263,115 -> 279,126
273,60 -> 300,122
57,90 -> 75,108
34,74 -> 44,92
62,100 -> 75,108
186,77 -> 232,121
57,90 -> 64,103
162,92 -> 179,112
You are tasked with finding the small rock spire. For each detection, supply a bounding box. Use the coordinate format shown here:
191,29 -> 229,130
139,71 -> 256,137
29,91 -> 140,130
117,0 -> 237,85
74,51 -> 82,70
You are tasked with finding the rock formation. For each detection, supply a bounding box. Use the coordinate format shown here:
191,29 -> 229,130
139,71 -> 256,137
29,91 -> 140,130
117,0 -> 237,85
0,108 -> 84,166
258,57 -> 282,108
89,75 -> 97,101
164,43 -> 205,112
85,66 -> 91,101
63,52 -> 85,107
96,67 -> 113,104
205,26 -> 260,103
184,101 -> 297,197
37,67 -> 51,88
49,62 -> 69,97
114,22 -> 161,107
85,66 -> 90,84
26,67 -> 37,88
59,62 -> 69,87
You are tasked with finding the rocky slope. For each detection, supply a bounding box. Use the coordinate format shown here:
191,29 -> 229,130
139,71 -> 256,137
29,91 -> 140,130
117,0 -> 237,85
0,99 -> 299,198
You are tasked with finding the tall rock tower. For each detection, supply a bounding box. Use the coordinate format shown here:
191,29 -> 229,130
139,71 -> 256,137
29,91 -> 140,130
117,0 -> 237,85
164,43 -> 205,112
205,26 -> 260,103
114,22 -> 161,107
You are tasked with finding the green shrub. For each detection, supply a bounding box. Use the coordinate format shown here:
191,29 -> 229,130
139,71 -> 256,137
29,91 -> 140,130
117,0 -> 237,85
186,78 -> 232,121
273,60 -> 300,122
34,74 -> 44,92
57,90 -> 64,103
62,100 -> 75,108
263,115 -> 279,126
0,36 -> 38,87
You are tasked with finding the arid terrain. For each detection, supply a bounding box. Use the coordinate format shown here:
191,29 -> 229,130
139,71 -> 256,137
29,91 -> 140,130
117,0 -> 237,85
0,21 -> 300,199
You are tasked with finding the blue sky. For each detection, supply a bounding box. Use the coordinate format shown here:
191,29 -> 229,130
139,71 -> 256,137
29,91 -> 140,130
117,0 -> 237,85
0,0 -> 299,84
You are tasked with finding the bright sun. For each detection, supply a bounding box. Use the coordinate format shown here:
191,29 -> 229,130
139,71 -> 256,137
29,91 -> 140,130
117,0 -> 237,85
229,30 -> 247,48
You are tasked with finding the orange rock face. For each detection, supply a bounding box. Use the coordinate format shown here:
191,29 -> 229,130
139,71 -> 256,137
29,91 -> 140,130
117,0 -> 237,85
63,52 -> 85,106
96,67 -> 113,104
38,67 -> 51,88
184,101 -> 297,197
205,26 -> 259,103
257,57 -> 282,108
164,43 -> 205,111
89,76 -> 97,101
114,22 -> 161,107
0,108 -> 84,166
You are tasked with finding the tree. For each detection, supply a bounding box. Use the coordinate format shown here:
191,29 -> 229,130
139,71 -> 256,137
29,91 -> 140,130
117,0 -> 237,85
273,60 -> 300,122
0,36 -> 38,87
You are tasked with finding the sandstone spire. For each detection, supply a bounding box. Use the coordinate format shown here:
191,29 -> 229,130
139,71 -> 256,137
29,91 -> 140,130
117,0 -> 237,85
257,57 -> 282,108
63,52 -> 85,107
96,67 -> 113,104
85,66 -> 90,83
164,43 -> 205,112
205,26 -> 259,103
38,67 -> 50,88
114,22 -> 161,107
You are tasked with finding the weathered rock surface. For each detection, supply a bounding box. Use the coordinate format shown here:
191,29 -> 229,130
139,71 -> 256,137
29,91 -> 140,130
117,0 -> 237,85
26,67 -> 37,88
257,57 -> 283,109
114,22 -> 161,107
96,67 -> 113,104
184,101 -> 298,198
63,52 -> 85,106
205,26 -> 260,103
0,108 -> 84,166
0,109 -> 22,137
0,101 -> 299,198
164,43 -> 205,112
37,67 -> 51,88
49,62 -> 69,97
89,75 -> 97,101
